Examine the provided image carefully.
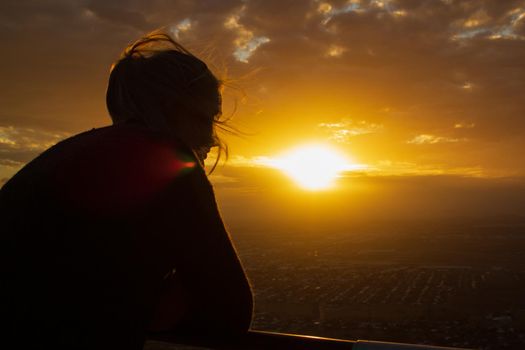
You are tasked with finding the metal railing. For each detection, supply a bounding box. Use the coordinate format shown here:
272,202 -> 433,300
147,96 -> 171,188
148,329 -> 470,350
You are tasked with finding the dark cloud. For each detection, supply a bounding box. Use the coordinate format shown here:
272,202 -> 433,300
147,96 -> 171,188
86,1 -> 150,30
1,0 -> 525,179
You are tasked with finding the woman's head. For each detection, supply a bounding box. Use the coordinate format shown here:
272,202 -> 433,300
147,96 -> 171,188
106,33 -> 224,163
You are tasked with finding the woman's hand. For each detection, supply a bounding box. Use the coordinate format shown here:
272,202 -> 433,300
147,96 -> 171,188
148,270 -> 188,332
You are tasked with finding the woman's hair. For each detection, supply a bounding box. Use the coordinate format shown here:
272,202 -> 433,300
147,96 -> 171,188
106,32 -> 228,171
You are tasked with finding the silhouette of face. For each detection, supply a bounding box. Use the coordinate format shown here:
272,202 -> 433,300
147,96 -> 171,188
188,89 -> 221,163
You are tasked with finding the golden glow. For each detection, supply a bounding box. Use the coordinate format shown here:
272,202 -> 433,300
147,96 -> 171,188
269,144 -> 351,190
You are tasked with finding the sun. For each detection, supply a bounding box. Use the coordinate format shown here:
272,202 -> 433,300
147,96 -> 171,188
269,144 -> 351,190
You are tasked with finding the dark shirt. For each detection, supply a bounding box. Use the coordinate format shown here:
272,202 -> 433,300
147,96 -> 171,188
0,122 -> 252,350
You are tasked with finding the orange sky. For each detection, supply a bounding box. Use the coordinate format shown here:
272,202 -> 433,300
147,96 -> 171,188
1,0 -> 525,225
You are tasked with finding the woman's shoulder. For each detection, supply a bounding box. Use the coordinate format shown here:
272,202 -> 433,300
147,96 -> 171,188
15,122 -> 198,175
1,122 -> 205,214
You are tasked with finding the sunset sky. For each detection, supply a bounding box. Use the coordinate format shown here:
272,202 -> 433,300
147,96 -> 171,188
1,0 -> 525,230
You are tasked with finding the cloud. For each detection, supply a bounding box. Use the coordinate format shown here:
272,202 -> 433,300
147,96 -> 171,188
211,153 -> 367,174
325,44 -> 347,57
212,156 -> 488,182
0,125 -> 68,149
316,0 -> 364,26
0,125 -> 70,183
208,174 -> 239,185
462,8 -> 491,28
451,5 -> 525,41
170,18 -> 193,39
315,0 -> 410,28
0,158 -> 24,167
407,134 -> 466,145
224,6 -> 270,63
318,119 -> 384,142
365,160 -> 485,177
0,126 -> 70,164
454,122 -> 476,129
461,81 -> 474,90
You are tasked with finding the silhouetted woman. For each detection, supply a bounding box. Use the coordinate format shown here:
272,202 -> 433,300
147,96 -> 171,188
1,33 -> 253,350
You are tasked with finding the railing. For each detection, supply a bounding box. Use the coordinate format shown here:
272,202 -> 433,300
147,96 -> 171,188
148,330 -> 470,350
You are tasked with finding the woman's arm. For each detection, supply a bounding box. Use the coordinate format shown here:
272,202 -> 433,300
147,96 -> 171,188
145,161 -> 253,337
